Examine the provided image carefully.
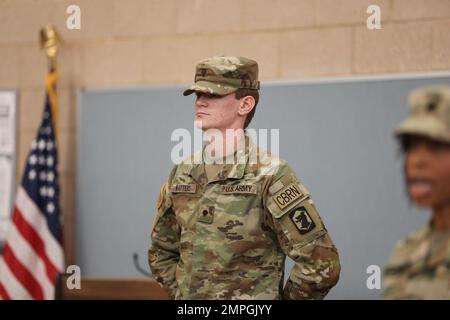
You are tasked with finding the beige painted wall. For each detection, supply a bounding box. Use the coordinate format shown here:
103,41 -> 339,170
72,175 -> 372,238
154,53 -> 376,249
0,0 -> 449,265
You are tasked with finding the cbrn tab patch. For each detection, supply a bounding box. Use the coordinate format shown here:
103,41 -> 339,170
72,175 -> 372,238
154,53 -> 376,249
273,183 -> 304,210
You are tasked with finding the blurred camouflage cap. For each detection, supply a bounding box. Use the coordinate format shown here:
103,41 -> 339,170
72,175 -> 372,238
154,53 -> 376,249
395,86 -> 450,143
183,56 -> 260,96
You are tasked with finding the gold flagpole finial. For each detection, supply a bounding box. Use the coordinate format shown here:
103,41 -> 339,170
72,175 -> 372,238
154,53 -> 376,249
39,24 -> 60,72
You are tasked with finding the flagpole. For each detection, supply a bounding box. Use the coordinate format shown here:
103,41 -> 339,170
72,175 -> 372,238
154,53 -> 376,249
39,23 -> 64,265
39,25 -> 59,136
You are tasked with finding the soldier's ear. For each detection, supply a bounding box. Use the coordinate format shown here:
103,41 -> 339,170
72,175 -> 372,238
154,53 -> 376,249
238,95 -> 255,116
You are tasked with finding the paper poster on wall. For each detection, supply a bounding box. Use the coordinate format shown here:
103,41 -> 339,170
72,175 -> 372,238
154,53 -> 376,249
0,91 -> 16,243
0,92 -> 16,154
0,157 -> 13,241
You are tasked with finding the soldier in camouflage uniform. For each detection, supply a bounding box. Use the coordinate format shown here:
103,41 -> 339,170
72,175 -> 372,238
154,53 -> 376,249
149,56 -> 340,300
384,86 -> 450,299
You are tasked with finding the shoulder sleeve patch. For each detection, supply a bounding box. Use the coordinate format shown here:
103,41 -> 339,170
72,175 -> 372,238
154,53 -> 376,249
277,199 -> 327,246
289,205 -> 316,234
152,181 -> 174,232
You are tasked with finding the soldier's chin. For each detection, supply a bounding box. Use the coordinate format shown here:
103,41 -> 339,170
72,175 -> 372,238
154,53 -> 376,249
410,195 -> 433,208
195,119 -> 214,130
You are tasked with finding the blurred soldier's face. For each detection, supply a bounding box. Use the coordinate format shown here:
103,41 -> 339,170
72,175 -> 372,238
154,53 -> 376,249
404,136 -> 450,208
194,92 -> 242,131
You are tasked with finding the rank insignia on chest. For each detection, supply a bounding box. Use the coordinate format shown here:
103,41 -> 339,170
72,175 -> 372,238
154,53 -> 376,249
198,206 -> 215,224
171,184 -> 197,194
289,207 -> 316,234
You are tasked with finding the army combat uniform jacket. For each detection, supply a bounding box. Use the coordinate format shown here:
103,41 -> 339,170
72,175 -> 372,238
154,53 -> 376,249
384,225 -> 450,299
149,136 -> 340,299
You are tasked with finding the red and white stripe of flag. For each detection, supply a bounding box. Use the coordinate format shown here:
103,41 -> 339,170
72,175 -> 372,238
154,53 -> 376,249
0,187 -> 64,300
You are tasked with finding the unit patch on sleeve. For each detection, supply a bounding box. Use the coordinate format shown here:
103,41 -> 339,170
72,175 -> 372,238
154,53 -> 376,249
288,206 -> 316,235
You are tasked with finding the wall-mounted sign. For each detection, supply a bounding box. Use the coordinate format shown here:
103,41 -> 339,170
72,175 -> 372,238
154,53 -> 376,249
0,91 -> 16,244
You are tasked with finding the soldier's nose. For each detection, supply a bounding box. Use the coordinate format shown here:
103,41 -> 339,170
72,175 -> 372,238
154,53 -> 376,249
407,146 -> 430,169
196,100 -> 208,109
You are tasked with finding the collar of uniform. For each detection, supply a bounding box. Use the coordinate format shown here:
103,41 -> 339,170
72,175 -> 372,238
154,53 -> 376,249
184,134 -> 252,184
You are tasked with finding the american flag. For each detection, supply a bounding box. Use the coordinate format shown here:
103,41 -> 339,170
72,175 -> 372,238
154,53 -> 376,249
0,72 -> 64,299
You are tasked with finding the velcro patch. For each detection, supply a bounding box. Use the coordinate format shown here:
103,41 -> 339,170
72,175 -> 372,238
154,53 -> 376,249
289,206 -> 316,235
269,180 -> 284,195
171,184 -> 197,194
221,185 -> 257,195
273,183 -> 304,210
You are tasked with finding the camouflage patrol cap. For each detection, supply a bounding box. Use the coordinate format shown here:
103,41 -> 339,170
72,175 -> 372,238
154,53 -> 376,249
183,56 -> 260,96
395,86 -> 450,143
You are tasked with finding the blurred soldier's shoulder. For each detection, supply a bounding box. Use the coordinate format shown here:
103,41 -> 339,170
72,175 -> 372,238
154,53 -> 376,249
384,225 -> 450,299
387,225 -> 431,267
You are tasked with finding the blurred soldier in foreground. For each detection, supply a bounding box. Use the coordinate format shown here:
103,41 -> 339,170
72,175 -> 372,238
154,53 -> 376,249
149,56 -> 340,299
384,86 -> 450,299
